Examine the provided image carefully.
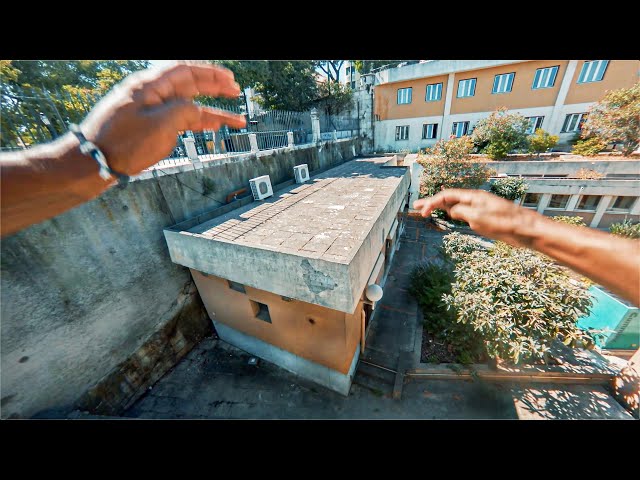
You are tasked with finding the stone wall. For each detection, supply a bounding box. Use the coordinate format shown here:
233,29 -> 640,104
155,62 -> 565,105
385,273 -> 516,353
1,138 -> 360,418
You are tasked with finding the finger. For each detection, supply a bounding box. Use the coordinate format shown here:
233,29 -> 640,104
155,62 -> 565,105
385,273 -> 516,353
448,203 -> 477,223
146,63 -> 241,102
155,100 -> 246,132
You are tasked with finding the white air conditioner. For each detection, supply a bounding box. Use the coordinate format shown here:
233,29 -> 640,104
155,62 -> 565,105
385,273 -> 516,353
293,164 -> 310,184
249,175 -> 273,201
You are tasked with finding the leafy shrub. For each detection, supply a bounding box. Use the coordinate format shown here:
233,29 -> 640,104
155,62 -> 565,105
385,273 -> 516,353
489,177 -> 529,201
610,219 -> 640,239
417,136 -> 494,197
471,107 -> 530,160
409,261 -> 484,362
572,137 -> 607,156
581,81 -> 640,155
575,167 -> 605,179
441,234 -> 594,364
551,215 -> 587,227
441,231 -> 487,257
528,129 -> 559,156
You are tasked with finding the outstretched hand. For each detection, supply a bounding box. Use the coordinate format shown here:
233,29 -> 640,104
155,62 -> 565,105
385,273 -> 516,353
79,62 -> 247,176
413,189 -> 542,248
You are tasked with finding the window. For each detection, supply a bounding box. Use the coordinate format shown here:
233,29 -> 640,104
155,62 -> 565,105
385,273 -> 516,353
457,78 -> 476,97
522,193 -> 541,208
345,66 -> 351,76
422,123 -> 438,139
425,82 -> 442,101
492,73 -> 515,94
250,300 -> 272,323
395,125 -> 409,141
576,195 -> 601,211
350,81 -> 356,90
548,194 -> 570,209
578,60 -> 609,84
561,113 -> 588,132
228,280 -> 246,293
532,66 -> 559,89
397,87 -> 412,104
607,196 -> 636,212
525,116 -> 545,134
451,121 -> 469,137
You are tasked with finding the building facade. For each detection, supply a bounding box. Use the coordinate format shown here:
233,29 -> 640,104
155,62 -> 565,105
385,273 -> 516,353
372,60 -> 640,152
164,158 -> 410,394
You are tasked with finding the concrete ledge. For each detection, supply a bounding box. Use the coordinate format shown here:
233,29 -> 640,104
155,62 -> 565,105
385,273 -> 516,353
214,321 -> 360,396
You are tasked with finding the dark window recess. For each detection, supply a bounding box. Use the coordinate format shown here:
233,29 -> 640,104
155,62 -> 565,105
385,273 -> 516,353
251,300 -> 272,323
281,296 -> 294,302
228,280 -> 246,293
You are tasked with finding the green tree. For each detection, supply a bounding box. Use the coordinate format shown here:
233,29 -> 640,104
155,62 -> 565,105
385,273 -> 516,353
442,232 -> 594,364
528,128 -> 559,156
610,220 -> 640,239
315,81 -> 353,115
417,136 -> 494,197
581,81 -> 640,155
551,216 -> 587,227
353,60 -> 410,74
490,177 -> 528,201
472,107 -> 530,160
316,60 -> 345,82
572,137 -> 608,156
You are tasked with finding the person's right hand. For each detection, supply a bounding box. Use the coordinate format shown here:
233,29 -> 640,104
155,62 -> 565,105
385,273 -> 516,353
77,62 -> 247,177
413,189 -> 544,248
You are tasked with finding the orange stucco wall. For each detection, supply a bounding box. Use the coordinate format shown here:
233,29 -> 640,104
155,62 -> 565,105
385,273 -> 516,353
190,270 -> 362,374
564,60 -> 640,105
375,75 -> 448,120
450,61 -> 569,114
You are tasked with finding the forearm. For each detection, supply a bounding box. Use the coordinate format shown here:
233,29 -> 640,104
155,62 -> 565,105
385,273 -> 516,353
1,133 -> 113,237
520,213 -> 640,306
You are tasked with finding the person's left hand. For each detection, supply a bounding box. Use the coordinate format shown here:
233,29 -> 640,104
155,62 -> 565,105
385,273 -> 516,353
78,62 -> 246,176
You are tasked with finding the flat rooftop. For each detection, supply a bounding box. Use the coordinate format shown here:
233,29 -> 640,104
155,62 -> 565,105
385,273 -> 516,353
164,158 -> 410,313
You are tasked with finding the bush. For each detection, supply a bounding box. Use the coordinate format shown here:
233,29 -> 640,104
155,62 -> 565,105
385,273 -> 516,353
409,261 -> 484,362
441,234 -> 594,364
489,177 -> 529,201
582,81 -> 640,155
417,137 -> 494,197
528,129 -> 559,156
551,215 -> 587,227
572,137 -> 607,156
471,107 -> 530,160
610,219 -> 640,239
575,167 -> 605,179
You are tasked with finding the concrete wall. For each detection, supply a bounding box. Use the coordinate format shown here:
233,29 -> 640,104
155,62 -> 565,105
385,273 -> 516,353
0,138 -> 360,419
487,160 -> 640,178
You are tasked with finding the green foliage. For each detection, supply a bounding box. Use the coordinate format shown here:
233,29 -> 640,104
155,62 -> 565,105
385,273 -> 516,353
353,60 -> 406,74
582,81 -> 640,155
610,219 -> 640,239
315,80 -> 353,115
201,177 -> 216,196
471,107 -> 530,160
572,137 -> 607,156
441,233 -> 594,364
528,129 -> 559,156
417,136 -> 494,197
551,216 -> 587,227
409,261 -> 484,362
489,177 -> 529,201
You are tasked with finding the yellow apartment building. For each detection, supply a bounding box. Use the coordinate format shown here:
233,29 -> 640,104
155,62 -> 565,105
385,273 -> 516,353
372,60 -> 639,151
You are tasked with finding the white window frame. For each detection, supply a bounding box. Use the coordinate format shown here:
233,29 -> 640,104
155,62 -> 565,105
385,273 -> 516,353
425,82 -> 443,102
546,194 -> 570,210
522,193 -> 541,209
451,121 -> 469,138
532,66 -> 559,89
397,87 -> 412,105
457,78 -> 476,98
395,125 -> 409,141
525,116 -> 545,134
562,113 -> 587,133
577,60 -> 609,84
606,196 -> 637,213
575,195 -> 601,212
422,123 -> 438,139
492,72 -> 515,94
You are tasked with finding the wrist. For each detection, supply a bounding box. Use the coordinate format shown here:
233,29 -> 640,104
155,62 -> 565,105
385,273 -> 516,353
512,207 -> 547,248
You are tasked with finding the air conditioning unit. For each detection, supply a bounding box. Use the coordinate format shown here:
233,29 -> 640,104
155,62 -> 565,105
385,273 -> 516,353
249,175 -> 273,201
293,164 -> 310,184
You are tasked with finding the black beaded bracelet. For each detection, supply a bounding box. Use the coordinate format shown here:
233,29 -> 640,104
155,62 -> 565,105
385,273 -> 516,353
69,124 -> 129,185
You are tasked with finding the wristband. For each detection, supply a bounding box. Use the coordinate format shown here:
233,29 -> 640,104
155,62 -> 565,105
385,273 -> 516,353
69,124 -> 130,185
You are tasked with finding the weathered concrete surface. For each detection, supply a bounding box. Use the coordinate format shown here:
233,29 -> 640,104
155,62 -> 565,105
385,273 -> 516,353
1,139 -> 360,419
165,157 -> 410,313
486,159 -> 640,178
